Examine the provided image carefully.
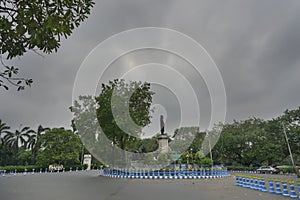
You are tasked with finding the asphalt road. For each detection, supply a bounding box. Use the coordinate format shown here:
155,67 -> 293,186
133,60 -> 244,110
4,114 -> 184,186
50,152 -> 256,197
0,171 -> 295,200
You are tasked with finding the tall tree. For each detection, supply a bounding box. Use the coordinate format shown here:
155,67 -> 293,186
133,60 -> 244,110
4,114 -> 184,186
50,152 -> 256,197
0,138 -> 11,165
212,118 -> 267,166
93,79 -> 154,167
279,107 -> 300,164
3,126 -> 34,164
259,119 -> 287,165
27,125 -> 50,164
36,128 -> 82,167
0,119 -> 11,165
95,79 -> 154,151
0,119 -> 10,137
0,0 -> 94,90
71,95 -> 99,148
170,127 -> 203,154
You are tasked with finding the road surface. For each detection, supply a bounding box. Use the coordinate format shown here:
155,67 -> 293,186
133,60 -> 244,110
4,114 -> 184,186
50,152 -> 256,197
0,171 -> 294,200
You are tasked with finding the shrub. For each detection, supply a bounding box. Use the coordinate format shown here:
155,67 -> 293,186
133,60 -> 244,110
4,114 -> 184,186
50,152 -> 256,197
0,165 -> 40,173
0,164 -> 89,173
200,157 -> 213,167
226,166 -> 256,171
276,165 -> 296,174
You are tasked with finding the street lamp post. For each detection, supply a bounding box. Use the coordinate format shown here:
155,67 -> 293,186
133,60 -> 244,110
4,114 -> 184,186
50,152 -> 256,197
111,141 -> 115,169
186,153 -> 189,165
190,148 -> 193,165
81,144 -> 85,165
282,122 -> 295,167
206,131 -> 213,167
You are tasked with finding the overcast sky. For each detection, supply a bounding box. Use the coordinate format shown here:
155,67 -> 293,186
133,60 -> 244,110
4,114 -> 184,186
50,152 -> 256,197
1,0 -> 300,135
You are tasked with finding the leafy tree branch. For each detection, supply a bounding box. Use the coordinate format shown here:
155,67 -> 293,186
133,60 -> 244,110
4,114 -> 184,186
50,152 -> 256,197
0,0 -> 94,90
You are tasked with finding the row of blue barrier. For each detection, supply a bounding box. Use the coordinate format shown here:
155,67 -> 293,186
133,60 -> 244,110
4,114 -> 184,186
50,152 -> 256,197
103,169 -> 230,179
236,175 -> 300,199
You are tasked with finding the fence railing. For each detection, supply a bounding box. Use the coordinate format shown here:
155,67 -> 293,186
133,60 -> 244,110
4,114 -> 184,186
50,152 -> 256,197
102,169 -> 230,179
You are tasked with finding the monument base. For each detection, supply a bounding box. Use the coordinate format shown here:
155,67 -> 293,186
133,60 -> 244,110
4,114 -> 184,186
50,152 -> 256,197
158,134 -> 169,153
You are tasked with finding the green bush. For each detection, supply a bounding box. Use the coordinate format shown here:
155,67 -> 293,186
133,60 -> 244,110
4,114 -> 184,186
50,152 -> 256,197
0,164 -> 90,173
83,164 -> 88,169
200,157 -> 213,167
276,165 -> 296,174
226,166 -> 256,171
0,165 -> 41,173
64,165 -> 87,171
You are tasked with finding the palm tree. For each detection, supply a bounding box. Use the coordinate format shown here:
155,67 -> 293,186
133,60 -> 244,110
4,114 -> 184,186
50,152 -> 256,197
27,125 -> 50,164
4,126 -> 34,164
0,119 -> 10,138
0,120 -> 11,165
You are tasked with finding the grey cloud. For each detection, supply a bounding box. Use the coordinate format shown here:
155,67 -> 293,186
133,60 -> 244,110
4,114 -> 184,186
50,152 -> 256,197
1,0 -> 300,134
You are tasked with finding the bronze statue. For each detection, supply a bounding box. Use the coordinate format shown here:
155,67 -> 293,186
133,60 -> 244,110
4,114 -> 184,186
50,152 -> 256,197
160,115 -> 165,135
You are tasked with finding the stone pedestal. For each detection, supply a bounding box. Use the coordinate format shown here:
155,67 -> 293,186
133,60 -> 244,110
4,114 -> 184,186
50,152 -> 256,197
158,134 -> 169,153
83,154 -> 92,170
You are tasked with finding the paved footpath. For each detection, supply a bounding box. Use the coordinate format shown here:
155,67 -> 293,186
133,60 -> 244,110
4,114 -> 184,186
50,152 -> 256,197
0,171 -> 292,200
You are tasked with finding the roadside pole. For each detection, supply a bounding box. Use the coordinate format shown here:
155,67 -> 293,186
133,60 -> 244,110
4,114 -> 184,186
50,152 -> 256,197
282,122 -> 296,175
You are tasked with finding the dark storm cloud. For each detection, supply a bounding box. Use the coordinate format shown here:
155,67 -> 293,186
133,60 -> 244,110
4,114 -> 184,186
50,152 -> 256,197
1,0 -> 300,132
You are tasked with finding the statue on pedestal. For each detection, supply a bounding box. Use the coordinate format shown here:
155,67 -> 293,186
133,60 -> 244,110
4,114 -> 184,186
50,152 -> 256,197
158,115 -> 168,153
160,115 -> 165,135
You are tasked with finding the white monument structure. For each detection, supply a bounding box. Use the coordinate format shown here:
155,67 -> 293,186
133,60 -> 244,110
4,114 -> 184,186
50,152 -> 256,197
158,115 -> 169,153
83,154 -> 92,170
158,134 -> 169,153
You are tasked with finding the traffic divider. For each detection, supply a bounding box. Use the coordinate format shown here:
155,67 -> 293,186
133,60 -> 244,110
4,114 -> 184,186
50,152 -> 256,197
282,182 -> 289,197
103,169 -> 230,179
235,175 -> 300,199
289,181 -> 297,199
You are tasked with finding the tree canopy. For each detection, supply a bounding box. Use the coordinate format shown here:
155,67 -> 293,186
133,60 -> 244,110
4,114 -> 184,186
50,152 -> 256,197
95,79 -> 154,151
36,128 -> 82,167
3,126 -> 34,164
1,105 -> 299,168
0,121 -> 87,167
212,108 -> 300,166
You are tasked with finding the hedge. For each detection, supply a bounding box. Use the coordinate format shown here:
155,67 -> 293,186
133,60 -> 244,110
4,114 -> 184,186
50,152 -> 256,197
276,165 -> 296,174
0,164 -> 89,173
227,165 -> 298,174
226,166 -> 256,171
0,165 -> 40,173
